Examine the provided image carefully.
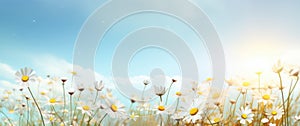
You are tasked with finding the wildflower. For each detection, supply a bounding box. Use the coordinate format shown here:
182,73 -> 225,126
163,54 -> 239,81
171,112 -> 185,122
265,106 -> 284,120
261,118 -> 269,123
67,88 -> 75,95
269,123 -> 276,126
256,91 -> 276,105
129,112 -> 139,121
272,60 -> 284,73
154,102 -> 171,115
294,115 -> 300,121
94,81 -> 104,91
289,68 -> 299,77
77,102 -> 95,116
143,80 -> 150,86
183,103 -> 203,124
61,77 -> 67,83
103,99 -> 127,119
45,97 -> 61,106
236,106 -> 254,125
208,113 -> 222,124
15,67 -> 36,87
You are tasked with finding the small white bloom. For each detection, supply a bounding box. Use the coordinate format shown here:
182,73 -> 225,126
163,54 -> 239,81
236,106 -> 254,125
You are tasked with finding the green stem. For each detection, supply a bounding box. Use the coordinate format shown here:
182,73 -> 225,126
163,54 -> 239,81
0,110 -> 13,126
165,82 -> 174,105
93,91 -> 99,105
99,113 -> 107,125
70,95 -> 73,125
278,73 -> 286,126
28,87 -> 45,126
62,83 -> 66,118
80,113 -> 86,126
286,77 -> 299,125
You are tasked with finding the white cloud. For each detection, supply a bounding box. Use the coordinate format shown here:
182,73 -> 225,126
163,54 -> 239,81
0,62 -> 15,80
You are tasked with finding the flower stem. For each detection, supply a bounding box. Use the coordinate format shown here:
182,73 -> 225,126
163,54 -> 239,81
80,113 -> 86,126
99,113 -> 107,125
0,110 -> 13,126
93,91 -> 99,105
165,82 -> 174,105
28,87 -> 45,126
278,73 -> 286,126
62,83 -> 66,118
70,95 -> 73,125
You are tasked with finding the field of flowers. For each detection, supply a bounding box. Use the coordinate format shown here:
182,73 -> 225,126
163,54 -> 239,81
1,60 -> 300,126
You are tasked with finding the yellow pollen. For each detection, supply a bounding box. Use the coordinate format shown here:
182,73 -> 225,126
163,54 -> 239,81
206,77 -> 213,81
82,105 -> 90,111
262,94 -> 270,100
111,104 -> 118,112
8,109 -> 14,114
21,75 -> 29,82
271,110 -> 277,115
212,93 -> 220,99
213,117 -> 221,123
189,108 -> 199,116
176,92 -> 182,96
49,98 -> 56,104
197,91 -> 203,95
40,91 -> 46,95
49,116 -> 54,121
242,82 -> 250,87
241,114 -> 247,119
158,105 -> 165,111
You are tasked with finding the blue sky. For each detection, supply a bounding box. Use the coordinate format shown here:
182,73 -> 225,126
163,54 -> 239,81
1,0 -> 300,91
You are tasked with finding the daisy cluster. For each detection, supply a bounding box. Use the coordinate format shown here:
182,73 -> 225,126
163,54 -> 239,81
0,60 -> 300,125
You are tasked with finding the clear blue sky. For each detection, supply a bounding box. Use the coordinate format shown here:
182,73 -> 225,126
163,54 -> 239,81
1,0 -> 300,87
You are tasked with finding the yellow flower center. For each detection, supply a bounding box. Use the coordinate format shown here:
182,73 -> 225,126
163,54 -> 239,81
82,105 -> 90,111
242,82 -> 250,87
158,105 -> 165,111
197,91 -> 203,95
206,77 -> 213,81
176,92 -> 182,96
262,94 -> 270,100
213,117 -> 221,123
8,109 -> 14,114
21,75 -> 29,82
212,93 -> 220,99
189,108 -> 199,116
49,98 -> 56,104
40,91 -> 46,95
271,110 -> 277,115
49,116 -> 54,121
241,114 -> 247,119
111,104 -> 118,112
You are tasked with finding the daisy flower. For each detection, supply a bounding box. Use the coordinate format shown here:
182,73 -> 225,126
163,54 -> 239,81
77,102 -> 95,116
183,103 -> 203,124
129,112 -> 139,121
272,60 -> 284,73
207,113 -> 222,124
94,80 -> 104,91
265,106 -> 284,120
294,115 -> 300,121
15,67 -> 36,87
255,91 -> 277,105
154,85 -> 166,97
103,98 -> 127,119
236,106 -> 254,125
153,102 -> 171,115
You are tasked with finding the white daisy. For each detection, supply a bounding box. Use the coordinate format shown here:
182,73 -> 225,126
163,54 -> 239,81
265,106 -> 284,120
103,99 -> 127,119
236,106 -> 254,125
77,102 -> 95,117
183,103 -> 203,124
94,80 -> 104,91
15,67 -> 36,87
